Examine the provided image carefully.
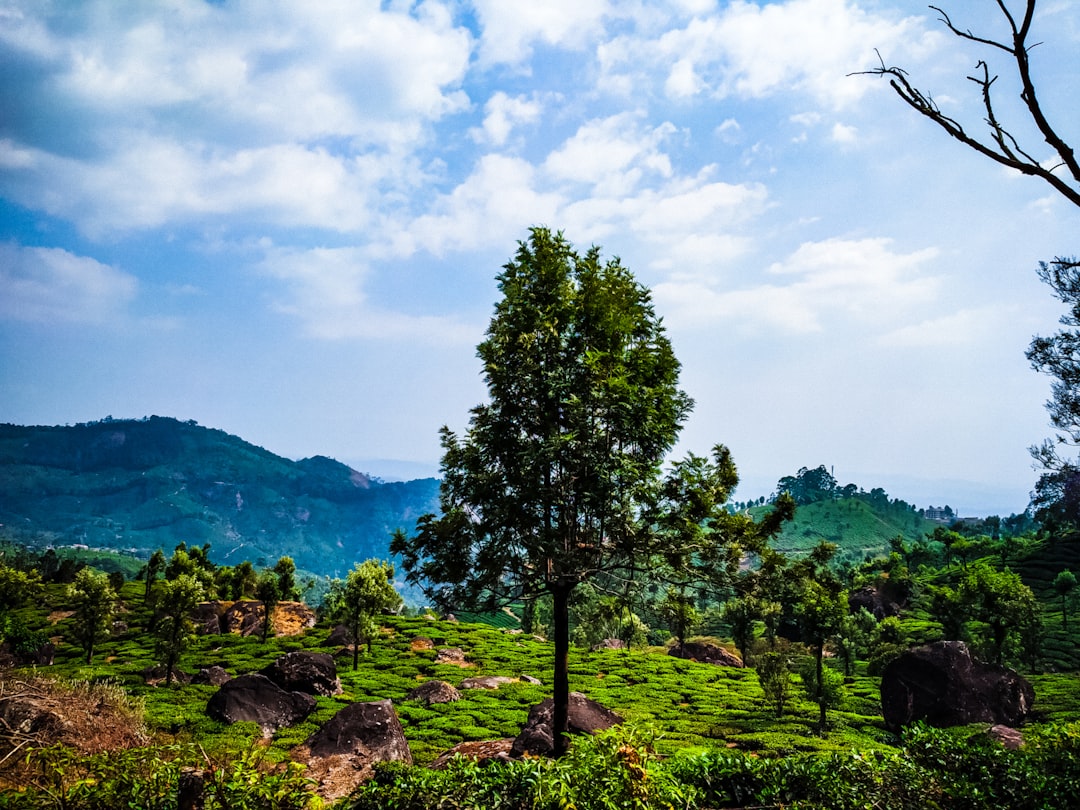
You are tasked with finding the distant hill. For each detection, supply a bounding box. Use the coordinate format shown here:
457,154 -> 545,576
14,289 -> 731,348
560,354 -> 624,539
0,416 -> 439,577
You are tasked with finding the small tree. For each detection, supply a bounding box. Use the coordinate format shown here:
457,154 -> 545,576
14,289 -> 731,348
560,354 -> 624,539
658,587 -> 701,649
274,556 -> 300,602
153,573 -> 205,685
795,576 -> 847,733
144,549 -> 165,603
256,571 -> 281,643
229,560 -> 258,601
757,650 -> 791,718
722,595 -> 759,666
326,559 -> 402,670
961,564 -> 1040,666
68,568 -> 117,664
1053,568 -> 1078,629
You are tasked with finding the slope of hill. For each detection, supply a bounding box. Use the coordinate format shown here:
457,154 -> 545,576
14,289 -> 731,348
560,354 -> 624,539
0,416 -> 439,576
756,493 -> 940,561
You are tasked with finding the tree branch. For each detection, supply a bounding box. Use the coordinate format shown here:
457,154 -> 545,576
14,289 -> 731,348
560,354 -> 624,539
853,1 -> 1080,209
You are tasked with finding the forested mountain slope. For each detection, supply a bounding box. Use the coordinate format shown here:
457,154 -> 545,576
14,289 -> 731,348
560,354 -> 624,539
0,417 -> 438,576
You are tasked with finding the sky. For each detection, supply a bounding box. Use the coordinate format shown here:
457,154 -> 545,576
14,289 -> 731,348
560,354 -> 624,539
1,0 -> 1078,516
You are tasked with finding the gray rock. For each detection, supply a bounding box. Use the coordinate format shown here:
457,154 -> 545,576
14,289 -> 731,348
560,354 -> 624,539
669,641 -> 744,668
459,676 -> 515,690
511,692 -> 622,757
261,651 -> 341,697
880,641 -> 1035,732
192,665 -> 231,686
406,680 -> 461,704
205,673 -> 315,731
292,700 -> 412,802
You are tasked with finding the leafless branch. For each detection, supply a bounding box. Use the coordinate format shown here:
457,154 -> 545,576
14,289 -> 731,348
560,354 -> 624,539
853,1 -> 1080,209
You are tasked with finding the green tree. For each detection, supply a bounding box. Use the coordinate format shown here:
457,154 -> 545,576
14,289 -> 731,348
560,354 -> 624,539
658,587 -> 701,649
961,564 -> 1040,666
756,650 -> 791,718
1054,568 -> 1078,629
144,548 -> 165,603
0,563 -> 42,614
721,595 -> 759,666
255,571 -> 281,643
835,607 -> 877,678
326,559 -> 402,670
794,545 -> 847,733
274,556 -> 300,602
393,228 -> 717,757
229,560 -> 258,601
67,568 -> 117,664
153,573 -> 205,685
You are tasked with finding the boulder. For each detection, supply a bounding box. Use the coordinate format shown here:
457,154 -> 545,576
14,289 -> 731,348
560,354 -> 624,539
986,724 -> 1025,750
849,586 -> 900,620
141,665 -> 192,685
519,674 -> 542,685
459,676 -> 515,690
406,680 -> 461,705
222,601 -> 265,637
591,638 -> 626,651
192,665 -> 231,686
205,674 -> 316,732
669,641 -> 744,668
430,738 -> 514,769
292,699 -> 412,801
410,636 -> 435,651
434,647 -> 470,666
191,601 -> 227,635
880,641 -> 1035,733
323,625 -> 355,647
272,601 -> 317,636
511,692 -> 622,757
261,651 -> 341,697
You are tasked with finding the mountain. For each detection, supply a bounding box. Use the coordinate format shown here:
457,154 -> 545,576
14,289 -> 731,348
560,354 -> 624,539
0,416 -> 439,576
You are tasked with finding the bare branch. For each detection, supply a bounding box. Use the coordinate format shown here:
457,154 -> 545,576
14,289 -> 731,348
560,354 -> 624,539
857,1 -> 1080,210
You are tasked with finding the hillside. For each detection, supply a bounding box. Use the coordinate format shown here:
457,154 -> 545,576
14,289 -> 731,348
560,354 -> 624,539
767,496 -> 940,561
0,417 -> 439,576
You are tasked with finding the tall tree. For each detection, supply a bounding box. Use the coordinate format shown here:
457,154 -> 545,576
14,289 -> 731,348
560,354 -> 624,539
394,228 -> 710,756
858,0 -> 1080,209
67,568 -> 117,664
325,558 -> 402,670
274,556 -> 300,602
961,563 -> 1040,665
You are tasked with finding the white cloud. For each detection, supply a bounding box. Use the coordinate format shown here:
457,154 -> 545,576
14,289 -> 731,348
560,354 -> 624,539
600,0 -> 936,109
0,1 -> 472,236
543,114 -> 676,196
0,242 -> 137,325
472,92 -> 544,146
472,0 -> 610,66
878,307 -> 1002,349
655,237 -> 941,333
407,155 -> 564,256
830,122 -> 859,143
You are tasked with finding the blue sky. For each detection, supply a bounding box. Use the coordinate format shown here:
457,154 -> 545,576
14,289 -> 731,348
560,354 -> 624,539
1,0 -> 1078,515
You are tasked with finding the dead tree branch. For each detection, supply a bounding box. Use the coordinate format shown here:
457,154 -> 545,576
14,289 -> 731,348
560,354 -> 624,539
852,0 -> 1080,209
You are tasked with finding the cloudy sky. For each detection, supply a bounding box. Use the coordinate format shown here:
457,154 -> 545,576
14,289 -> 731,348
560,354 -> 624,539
2,0 -> 1078,515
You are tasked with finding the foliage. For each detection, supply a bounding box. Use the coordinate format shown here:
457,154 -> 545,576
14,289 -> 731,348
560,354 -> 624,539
257,570 -> 282,642
0,563 -> 42,612
67,567 -> 118,664
658,587 -> 700,649
1054,568 -> 1078,629
960,563 -> 1040,666
756,651 -> 792,718
152,573 -> 205,684
325,558 -> 402,668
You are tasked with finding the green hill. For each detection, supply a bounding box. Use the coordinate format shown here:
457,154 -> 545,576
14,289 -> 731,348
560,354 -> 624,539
0,416 -> 439,577
766,496 -> 940,561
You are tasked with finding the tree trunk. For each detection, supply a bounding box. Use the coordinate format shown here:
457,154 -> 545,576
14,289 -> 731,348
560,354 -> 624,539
552,582 -> 572,758
816,642 -> 826,732
352,620 -> 360,671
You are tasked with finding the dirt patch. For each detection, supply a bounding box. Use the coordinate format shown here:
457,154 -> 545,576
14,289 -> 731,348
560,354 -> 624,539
0,674 -> 149,789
